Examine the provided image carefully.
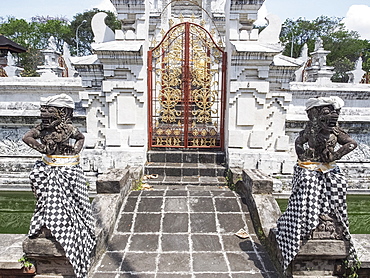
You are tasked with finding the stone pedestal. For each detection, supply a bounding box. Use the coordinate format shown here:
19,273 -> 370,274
22,228 -> 75,278
291,239 -> 349,277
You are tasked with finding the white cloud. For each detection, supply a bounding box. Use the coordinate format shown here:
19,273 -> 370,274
343,5 -> 370,40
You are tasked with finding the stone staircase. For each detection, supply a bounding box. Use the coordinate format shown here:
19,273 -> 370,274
144,150 -> 227,186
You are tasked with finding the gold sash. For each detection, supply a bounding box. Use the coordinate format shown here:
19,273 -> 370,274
42,154 -> 80,166
297,160 -> 336,173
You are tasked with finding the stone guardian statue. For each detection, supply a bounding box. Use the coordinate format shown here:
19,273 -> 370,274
23,94 -> 95,278
276,96 -> 358,272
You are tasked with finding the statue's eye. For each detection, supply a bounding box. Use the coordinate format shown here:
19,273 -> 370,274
322,108 -> 331,115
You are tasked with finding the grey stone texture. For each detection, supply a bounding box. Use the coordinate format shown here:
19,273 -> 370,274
90,186 -> 279,277
96,168 -> 130,194
23,231 -> 75,277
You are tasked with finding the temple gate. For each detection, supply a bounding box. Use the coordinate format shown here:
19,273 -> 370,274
148,22 -> 226,149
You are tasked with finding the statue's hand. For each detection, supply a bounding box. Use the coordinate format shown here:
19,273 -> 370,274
37,144 -> 48,154
301,148 -> 314,161
45,141 -> 57,154
321,148 -> 335,163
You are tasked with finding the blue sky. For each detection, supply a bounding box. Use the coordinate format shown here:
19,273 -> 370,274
2,0 -> 370,39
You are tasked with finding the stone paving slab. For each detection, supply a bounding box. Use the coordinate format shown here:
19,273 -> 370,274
89,186 -> 279,278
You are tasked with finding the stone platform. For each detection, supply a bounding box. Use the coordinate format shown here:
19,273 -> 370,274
89,186 -> 279,278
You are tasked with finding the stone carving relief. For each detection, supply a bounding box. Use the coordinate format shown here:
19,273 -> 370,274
310,214 -> 344,240
0,128 -> 39,156
211,0 -> 226,14
92,12 -> 115,43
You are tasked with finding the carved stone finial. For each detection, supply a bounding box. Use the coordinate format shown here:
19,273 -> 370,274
169,18 -> 174,28
47,36 -> 58,51
314,37 -> 323,51
91,12 -> 115,43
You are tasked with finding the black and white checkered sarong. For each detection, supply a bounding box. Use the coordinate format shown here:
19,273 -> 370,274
276,164 -> 356,271
28,160 -> 96,278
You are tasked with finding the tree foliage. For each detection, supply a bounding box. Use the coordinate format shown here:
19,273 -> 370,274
280,16 -> 370,82
0,9 -> 121,75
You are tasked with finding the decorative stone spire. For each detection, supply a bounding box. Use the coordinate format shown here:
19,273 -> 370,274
304,37 -> 334,83
347,56 -> 366,84
37,36 -> 64,78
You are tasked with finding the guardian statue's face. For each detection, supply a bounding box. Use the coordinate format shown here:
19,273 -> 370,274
40,105 -> 61,129
317,105 -> 340,131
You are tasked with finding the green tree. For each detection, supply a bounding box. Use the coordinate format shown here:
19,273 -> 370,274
360,41 -> 370,73
0,18 -> 41,76
331,57 -> 354,83
0,17 -> 72,76
279,16 -> 369,82
0,10 -> 121,74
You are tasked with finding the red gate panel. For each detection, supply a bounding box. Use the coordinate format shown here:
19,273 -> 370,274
148,22 -> 226,149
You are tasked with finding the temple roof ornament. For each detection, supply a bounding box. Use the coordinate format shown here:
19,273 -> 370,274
0,35 -> 27,54
258,14 -> 282,44
347,56 -> 366,84
91,12 -> 115,43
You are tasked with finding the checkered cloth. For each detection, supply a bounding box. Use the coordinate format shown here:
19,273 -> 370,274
28,160 -> 96,278
276,164 -> 356,271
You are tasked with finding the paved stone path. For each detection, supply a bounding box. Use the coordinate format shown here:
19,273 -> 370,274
90,186 -> 280,278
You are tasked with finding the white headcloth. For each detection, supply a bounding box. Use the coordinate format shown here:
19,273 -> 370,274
305,96 -> 344,111
40,94 -> 75,109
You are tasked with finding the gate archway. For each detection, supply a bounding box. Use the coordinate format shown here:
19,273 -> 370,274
148,22 -> 226,149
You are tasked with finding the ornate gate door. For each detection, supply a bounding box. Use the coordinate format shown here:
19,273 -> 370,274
148,22 -> 226,149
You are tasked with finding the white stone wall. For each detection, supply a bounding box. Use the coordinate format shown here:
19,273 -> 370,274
2,0 -> 369,191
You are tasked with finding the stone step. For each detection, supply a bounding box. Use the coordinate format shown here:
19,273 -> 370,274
0,171 -> 30,186
142,175 -> 227,187
0,183 -> 32,191
145,162 -> 227,177
145,150 -> 227,187
147,150 -> 226,164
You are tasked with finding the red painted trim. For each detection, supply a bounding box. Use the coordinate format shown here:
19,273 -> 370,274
147,50 -> 153,150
